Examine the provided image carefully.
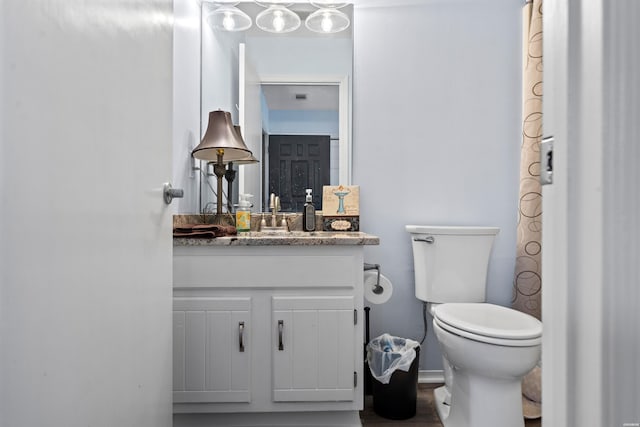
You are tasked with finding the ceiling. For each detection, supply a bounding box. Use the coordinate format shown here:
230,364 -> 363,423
262,84 -> 339,111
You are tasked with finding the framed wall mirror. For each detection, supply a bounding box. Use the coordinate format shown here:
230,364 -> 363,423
199,1 -> 353,213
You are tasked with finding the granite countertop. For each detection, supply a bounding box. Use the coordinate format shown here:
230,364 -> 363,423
173,214 -> 379,246
173,231 -> 379,246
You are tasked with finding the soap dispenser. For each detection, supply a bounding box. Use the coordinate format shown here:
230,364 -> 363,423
235,194 -> 252,232
303,189 -> 315,232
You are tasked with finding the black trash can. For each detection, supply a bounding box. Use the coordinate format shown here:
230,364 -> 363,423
371,346 -> 420,420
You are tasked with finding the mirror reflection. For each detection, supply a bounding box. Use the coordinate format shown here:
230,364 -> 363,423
199,2 -> 353,214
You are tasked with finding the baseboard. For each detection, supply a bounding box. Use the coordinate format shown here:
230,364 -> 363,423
174,411 -> 361,427
418,369 -> 444,384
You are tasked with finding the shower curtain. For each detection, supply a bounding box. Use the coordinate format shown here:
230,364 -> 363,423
513,0 -> 543,322
514,0 -> 543,420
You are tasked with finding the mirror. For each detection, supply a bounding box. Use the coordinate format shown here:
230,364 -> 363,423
199,2 -> 353,213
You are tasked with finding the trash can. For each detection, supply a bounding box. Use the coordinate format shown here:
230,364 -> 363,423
367,334 -> 420,420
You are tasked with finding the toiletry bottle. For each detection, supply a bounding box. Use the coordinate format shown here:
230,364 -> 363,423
236,194 -> 252,232
303,189 -> 315,232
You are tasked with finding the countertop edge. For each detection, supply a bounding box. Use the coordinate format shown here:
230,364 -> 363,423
173,233 -> 380,247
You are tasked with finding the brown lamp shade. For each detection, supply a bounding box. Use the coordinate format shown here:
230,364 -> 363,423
192,110 -> 252,161
231,125 -> 259,164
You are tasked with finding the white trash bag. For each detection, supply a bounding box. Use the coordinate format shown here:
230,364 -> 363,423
367,333 -> 420,384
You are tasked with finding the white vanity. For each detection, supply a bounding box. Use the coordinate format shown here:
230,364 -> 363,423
172,232 -> 379,426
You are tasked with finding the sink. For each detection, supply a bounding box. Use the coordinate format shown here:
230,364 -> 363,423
243,231 -> 366,238
245,230 -> 311,237
257,226 -> 291,234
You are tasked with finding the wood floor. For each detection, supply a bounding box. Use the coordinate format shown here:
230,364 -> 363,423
360,383 -> 542,427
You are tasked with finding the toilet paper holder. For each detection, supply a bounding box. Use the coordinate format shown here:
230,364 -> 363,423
364,263 -> 384,295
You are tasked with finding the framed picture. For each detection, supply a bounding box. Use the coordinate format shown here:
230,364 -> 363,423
322,185 -> 360,231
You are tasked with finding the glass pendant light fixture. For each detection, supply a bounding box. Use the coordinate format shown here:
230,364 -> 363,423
255,4 -> 301,33
310,1 -> 349,8
207,4 -> 252,32
305,7 -> 349,34
205,1 -> 351,34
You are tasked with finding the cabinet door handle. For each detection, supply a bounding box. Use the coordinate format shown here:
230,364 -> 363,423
239,321 -> 245,353
278,320 -> 284,351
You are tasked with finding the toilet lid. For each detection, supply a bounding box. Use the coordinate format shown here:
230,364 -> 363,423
434,303 -> 542,340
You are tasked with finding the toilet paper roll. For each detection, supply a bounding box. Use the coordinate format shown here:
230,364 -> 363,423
364,270 -> 393,304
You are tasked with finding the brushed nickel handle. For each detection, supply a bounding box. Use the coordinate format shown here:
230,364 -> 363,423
163,183 -> 184,205
278,320 -> 284,351
413,236 -> 435,244
239,321 -> 245,353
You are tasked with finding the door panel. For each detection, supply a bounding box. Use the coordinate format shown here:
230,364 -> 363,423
173,298 -> 251,403
1,1 -> 173,426
272,296 -> 355,402
268,135 -> 330,211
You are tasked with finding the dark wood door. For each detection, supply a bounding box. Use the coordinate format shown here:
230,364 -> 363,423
268,134 -> 330,212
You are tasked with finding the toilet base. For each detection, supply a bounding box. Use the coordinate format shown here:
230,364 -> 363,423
433,385 -> 451,422
437,373 -> 525,427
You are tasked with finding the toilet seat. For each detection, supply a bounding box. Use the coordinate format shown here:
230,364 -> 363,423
433,303 -> 542,347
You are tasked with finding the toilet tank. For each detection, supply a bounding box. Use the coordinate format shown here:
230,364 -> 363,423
406,225 -> 499,303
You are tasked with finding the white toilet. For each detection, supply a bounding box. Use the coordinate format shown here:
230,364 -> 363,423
406,225 -> 542,427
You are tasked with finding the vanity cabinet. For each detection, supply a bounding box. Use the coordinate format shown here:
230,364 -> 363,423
272,296 -> 356,402
172,297 -> 251,404
172,238 -> 376,425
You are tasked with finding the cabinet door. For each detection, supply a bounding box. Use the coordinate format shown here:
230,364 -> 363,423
272,296 -> 355,402
173,297 -> 250,403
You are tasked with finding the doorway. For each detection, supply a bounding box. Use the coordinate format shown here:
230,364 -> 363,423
259,82 -> 341,212
267,134 -> 330,212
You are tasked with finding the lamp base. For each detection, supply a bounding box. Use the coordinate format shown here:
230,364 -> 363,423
198,213 -> 235,226
211,212 -> 235,226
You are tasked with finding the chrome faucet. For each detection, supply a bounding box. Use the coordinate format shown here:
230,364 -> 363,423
269,193 -> 280,227
263,193 -> 287,231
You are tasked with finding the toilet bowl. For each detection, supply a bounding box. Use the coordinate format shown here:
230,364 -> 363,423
406,225 -> 543,426
432,303 -> 542,427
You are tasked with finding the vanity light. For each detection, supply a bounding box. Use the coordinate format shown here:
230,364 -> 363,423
208,1 -> 351,34
255,4 -> 301,33
309,1 -> 348,8
207,5 -> 252,32
305,8 -> 349,34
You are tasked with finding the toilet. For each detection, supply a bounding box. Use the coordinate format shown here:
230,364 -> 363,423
406,225 -> 542,427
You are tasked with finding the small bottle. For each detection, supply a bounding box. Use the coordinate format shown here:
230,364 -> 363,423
235,194 -> 253,232
303,189 -> 315,232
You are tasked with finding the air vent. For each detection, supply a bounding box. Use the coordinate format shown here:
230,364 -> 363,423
295,93 -> 307,100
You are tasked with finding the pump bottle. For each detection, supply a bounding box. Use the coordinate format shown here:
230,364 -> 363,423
303,189 -> 315,232
235,194 -> 252,232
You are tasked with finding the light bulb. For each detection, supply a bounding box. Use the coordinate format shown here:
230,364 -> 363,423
321,13 -> 333,32
272,10 -> 285,32
222,12 -> 235,31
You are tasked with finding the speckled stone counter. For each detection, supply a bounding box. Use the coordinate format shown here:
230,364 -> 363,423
173,214 -> 379,246
173,231 -> 379,246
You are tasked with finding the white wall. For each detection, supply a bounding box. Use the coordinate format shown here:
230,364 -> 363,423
268,110 -> 339,138
247,36 -> 353,78
173,0 -> 202,214
353,0 -> 522,369
173,0 -> 245,214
